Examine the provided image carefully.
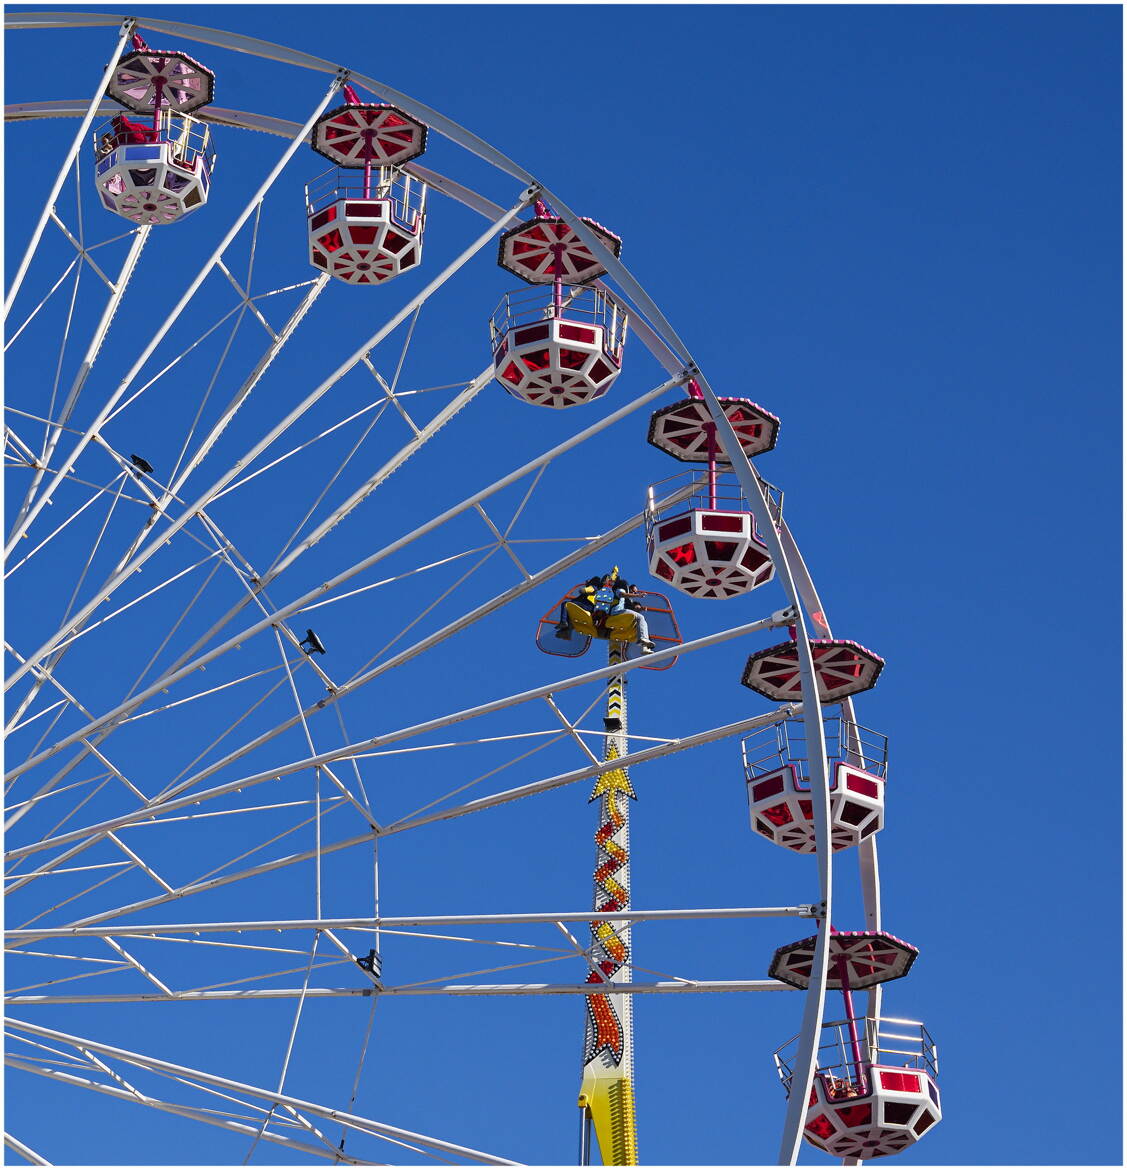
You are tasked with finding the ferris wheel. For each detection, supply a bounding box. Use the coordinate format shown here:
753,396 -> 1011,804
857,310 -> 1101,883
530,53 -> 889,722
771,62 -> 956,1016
4,12 -> 941,1166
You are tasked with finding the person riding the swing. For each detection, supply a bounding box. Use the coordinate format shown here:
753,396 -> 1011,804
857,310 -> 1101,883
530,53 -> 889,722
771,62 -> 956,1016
555,568 -> 655,652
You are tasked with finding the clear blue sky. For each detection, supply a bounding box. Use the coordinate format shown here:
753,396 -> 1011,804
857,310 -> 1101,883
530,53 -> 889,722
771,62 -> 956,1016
4,4 -> 1121,1167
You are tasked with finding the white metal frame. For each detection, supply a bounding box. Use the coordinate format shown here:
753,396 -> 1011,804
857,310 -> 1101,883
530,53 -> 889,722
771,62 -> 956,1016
3,12 -> 890,1167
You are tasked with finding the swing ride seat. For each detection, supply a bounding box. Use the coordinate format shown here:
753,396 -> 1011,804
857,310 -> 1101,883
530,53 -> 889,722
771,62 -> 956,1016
534,587 -> 681,671
564,600 -> 640,642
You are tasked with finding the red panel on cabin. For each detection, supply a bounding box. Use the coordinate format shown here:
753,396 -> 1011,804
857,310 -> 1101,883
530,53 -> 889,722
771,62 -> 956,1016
879,1072 -> 921,1093
700,513 -> 744,532
845,774 -> 880,797
752,775 -> 786,801
514,324 -> 551,346
559,324 -> 596,343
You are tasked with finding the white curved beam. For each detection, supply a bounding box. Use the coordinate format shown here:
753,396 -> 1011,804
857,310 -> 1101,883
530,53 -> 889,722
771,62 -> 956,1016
692,381 -> 834,1166
6,11 -> 535,182
777,519 -> 884,1024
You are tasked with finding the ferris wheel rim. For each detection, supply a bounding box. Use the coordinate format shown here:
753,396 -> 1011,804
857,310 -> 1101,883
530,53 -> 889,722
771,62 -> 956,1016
2,14 -> 890,1165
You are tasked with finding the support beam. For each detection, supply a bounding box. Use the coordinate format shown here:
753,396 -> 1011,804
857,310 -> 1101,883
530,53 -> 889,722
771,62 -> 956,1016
4,1018 -> 521,1165
102,937 -> 173,996
113,274 -> 330,570
3,1133 -> 50,1166
134,361 -> 497,744
5,192 -> 527,690
3,18 -> 136,320
5,1060 -> 371,1164
7,904 -> 816,942
7,979 -> 793,1006
9,227 -> 150,539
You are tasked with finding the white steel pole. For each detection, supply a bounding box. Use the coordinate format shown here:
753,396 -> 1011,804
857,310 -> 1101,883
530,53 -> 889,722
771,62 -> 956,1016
2,17 -> 136,321
4,1019 -> 521,1166
112,273 -> 330,569
4,1060 -> 375,1164
6,905 -> 815,942
124,359 -> 495,695
7,981 -> 794,1006
9,226 -> 150,538
2,1133 -> 50,1166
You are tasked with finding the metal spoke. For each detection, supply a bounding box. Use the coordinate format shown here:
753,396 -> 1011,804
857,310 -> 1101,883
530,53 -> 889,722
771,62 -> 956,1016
5,1019 -> 523,1164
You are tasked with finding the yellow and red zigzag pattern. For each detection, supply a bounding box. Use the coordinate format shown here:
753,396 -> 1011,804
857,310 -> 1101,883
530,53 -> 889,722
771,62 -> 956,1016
584,692 -> 635,1065
579,656 -> 639,1165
